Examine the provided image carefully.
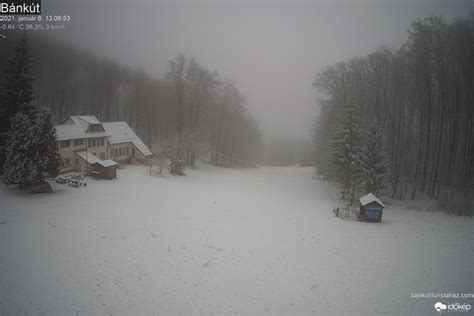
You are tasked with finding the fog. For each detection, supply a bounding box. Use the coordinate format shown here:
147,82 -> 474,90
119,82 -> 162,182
44,0 -> 470,142
1,1 -> 473,314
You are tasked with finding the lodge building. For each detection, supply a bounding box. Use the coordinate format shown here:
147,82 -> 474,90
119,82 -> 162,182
55,115 -> 152,178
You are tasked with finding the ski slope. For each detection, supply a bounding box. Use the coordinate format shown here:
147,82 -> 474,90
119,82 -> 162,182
0,165 -> 472,315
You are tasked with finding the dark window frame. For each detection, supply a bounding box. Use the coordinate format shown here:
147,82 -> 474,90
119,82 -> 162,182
60,140 -> 70,148
74,139 -> 84,147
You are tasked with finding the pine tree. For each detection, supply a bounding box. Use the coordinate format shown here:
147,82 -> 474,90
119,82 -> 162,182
360,121 -> 388,196
0,33 -> 35,120
33,109 -> 61,182
3,113 -> 37,187
0,33 -> 36,171
331,98 -> 362,204
3,109 -> 60,188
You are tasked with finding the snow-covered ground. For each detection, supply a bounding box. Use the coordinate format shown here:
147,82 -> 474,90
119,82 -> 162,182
1,165 -> 472,315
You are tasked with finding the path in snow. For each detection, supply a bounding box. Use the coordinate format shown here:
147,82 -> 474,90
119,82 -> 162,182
0,165 -> 472,315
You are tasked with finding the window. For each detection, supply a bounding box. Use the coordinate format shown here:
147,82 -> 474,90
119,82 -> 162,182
60,140 -> 70,148
100,138 -> 104,146
64,158 -> 70,167
119,148 -> 122,156
88,139 -> 92,147
126,147 -> 129,155
75,158 -> 79,166
99,152 -> 105,160
74,139 -> 84,147
115,148 -> 118,157
88,124 -> 103,132
93,139 -> 97,147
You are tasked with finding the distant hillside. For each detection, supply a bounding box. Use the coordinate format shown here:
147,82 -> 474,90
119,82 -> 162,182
1,33 -> 175,141
1,33 -> 262,165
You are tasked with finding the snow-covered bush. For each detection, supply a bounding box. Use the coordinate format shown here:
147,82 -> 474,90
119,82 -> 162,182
168,155 -> 185,175
154,156 -> 170,174
155,137 -> 187,175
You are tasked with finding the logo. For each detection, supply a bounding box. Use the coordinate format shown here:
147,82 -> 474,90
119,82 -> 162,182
0,0 -> 41,15
434,301 -> 472,313
435,302 -> 447,312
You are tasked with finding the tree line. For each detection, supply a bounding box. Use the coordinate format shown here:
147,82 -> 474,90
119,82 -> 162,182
313,13 -> 474,206
0,33 -> 261,173
164,54 -> 261,170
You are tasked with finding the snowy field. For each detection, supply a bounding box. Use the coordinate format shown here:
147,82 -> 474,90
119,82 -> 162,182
1,165 -> 473,315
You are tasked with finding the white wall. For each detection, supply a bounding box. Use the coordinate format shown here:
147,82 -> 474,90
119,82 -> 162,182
58,137 -> 150,173
109,142 -> 150,163
58,136 -> 109,173
109,142 -> 134,163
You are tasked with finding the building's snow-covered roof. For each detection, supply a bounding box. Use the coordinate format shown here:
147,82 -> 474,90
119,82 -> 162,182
65,115 -> 100,125
56,116 -> 152,156
359,193 -> 385,207
97,159 -> 119,167
102,122 -> 152,156
57,115 -> 108,140
75,151 -> 102,164
77,116 -> 100,124
56,125 -> 109,141
75,151 -> 118,167
65,116 -> 102,132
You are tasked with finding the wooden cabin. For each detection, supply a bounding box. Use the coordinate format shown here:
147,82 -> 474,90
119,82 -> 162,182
92,161 -> 117,179
359,193 -> 385,222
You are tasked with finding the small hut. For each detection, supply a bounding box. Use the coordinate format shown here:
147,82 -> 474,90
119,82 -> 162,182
359,193 -> 385,222
93,160 -> 118,179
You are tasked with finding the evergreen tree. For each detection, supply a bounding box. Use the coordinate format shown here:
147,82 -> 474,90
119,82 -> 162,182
331,98 -> 362,204
3,109 -> 60,188
34,109 -> 61,182
360,121 -> 388,196
0,33 -> 36,171
3,113 -> 37,187
0,33 -> 35,121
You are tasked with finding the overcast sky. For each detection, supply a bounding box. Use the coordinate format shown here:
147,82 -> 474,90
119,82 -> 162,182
45,0 -> 471,142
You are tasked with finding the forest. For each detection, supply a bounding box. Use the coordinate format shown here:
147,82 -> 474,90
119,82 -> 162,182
0,33 -> 261,169
313,13 -> 474,205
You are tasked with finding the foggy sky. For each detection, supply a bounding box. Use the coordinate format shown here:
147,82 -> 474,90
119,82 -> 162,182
44,0 -> 471,142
